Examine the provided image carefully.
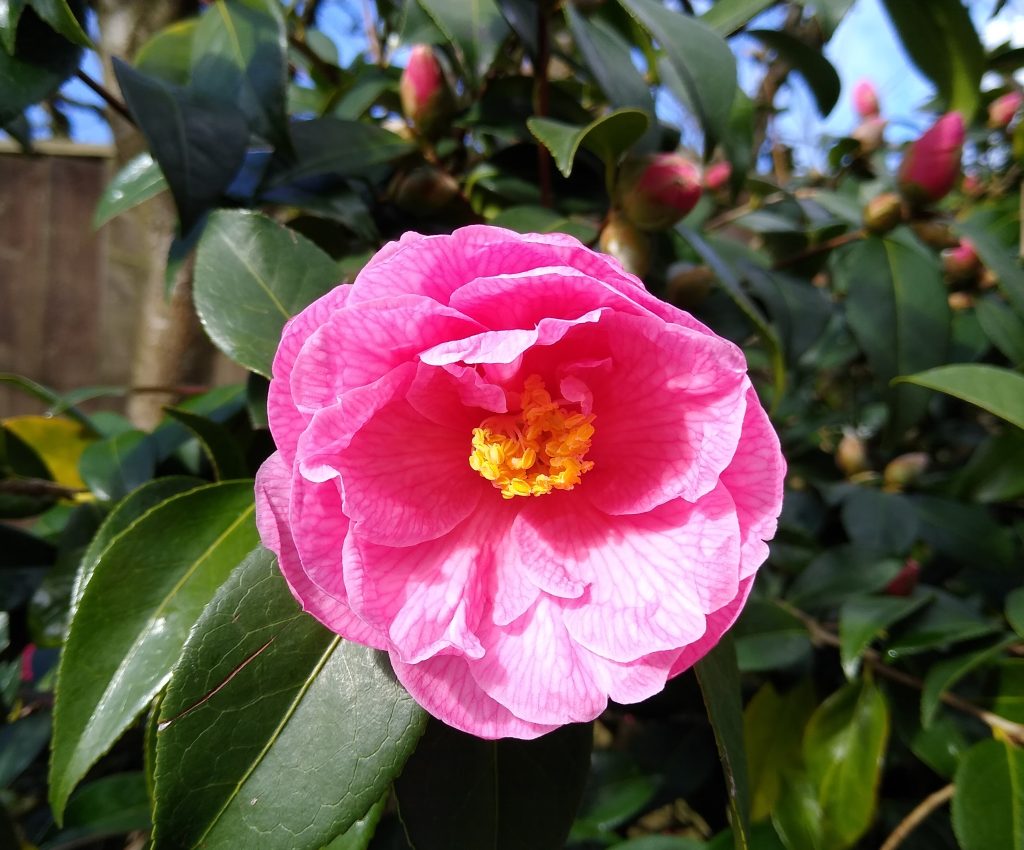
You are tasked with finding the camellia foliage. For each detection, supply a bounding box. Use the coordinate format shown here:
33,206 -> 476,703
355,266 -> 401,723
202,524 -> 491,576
2,0 -> 1024,849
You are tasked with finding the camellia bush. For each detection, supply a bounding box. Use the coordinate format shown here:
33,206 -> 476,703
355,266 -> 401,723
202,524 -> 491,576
3,0 -> 1024,848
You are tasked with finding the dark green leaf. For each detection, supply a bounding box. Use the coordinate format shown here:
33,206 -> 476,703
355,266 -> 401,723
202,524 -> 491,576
952,738 -> 1024,850
839,487 -> 918,555
134,18 -> 197,86
788,546 -> 902,612
0,0 -> 26,54
771,772 -> 824,850
566,6 -> 653,113
700,0 -> 776,36
77,430 -> 157,502
93,152 -> 168,229
50,482 -> 258,820
27,0 -> 90,47
610,838 -> 707,850
417,0 -> 510,82
975,296 -> 1024,366
695,636 -> 750,848
43,773 -> 151,850
838,593 -> 931,678
0,710 -> 50,787
1007,588 -> 1024,639
572,750 -> 658,838
193,209 -> 339,376
527,108 -> 649,178
620,0 -> 737,149
397,719 -> 592,850
748,30 -> 840,115
802,678 -> 889,849
911,495 -> 1015,570
154,548 -> 425,849
743,266 -> 832,362
920,636 -> 1017,726
112,58 -> 249,232
732,600 -> 812,672
887,589 -> 997,656
163,407 -> 247,480
895,364 -> 1024,431
956,430 -> 1024,504
322,794 -> 387,850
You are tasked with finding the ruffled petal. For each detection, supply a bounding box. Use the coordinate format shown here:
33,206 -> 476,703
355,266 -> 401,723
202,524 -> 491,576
669,575 -> 756,678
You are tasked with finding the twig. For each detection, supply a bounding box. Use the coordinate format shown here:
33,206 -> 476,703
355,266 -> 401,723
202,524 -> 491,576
0,478 -> 87,500
879,784 -> 955,850
287,33 -> 341,86
75,69 -> 134,125
534,0 -> 553,208
771,229 -> 863,270
361,0 -> 383,65
776,600 -> 1024,745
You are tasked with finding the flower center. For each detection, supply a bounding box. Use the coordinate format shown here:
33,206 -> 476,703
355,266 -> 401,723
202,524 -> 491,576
469,374 -> 595,499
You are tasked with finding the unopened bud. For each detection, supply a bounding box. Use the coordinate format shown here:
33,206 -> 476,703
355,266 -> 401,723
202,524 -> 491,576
942,239 -> 980,284
898,112 -> 965,207
948,291 -> 973,311
962,173 -> 985,197
400,45 -> 455,139
836,430 -> 869,477
910,219 -> 958,249
391,166 -> 460,214
863,192 -> 904,235
704,161 -> 732,193
665,262 -> 714,309
883,452 -> 929,491
885,559 -> 920,597
599,214 -> 650,278
852,116 -> 886,155
989,91 -> 1023,129
852,79 -> 880,119
617,152 -> 702,231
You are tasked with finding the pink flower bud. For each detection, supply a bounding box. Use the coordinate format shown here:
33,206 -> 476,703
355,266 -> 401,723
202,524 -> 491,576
400,45 -> 454,138
989,91 -> 1023,128
21,643 -> 36,683
704,161 -> 732,192
852,115 -> 886,155
942,239 -> 981,283
617,152 -> 702,231
852,79 -> 880,118
898,112 -> 965,206
885,559 -> 920,597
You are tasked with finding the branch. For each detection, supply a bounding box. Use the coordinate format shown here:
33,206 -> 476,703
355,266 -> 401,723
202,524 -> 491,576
879,784 -> 955,850
0,478 -> 87,500
771,229 -> 863,270
75,69 -> 134,125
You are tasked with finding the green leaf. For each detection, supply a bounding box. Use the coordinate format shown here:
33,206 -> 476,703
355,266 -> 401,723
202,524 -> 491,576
163,408 -> 247,480
744,680 -> 816,822
153,548 -> 425,849
322,794 -> 387,850
881,0 -> 984,119
952,738 -> 1024,850
610,838 -> 707,850
0,2 -> 81,125
27,0 -> 90,47
839,487 -> 918,555
112,58 -> 249,232
748,30 -> 840,115
911,494 -> 1015,570
1007,588 -> 1024,639
77,430 -> 157,502
886,588 -> 997,657
620,0 -> 737,149
134,18 -> 197,86
920,636 -> 1017,726
838,593 -> 931,678
566,6 -> 654,113
417,0 -> 510,82
193,209 -> 339,376
953,211 -> 1024,318
50,481 -> 258,820
695,636 -> 751,848
527,108 -> 649,178
956,431 -> 1024,504
93,153 -> 168,229
43,772 -> 151,850
0,374 -> 99,435
771,772 -> 825,850
701,0 -> 776,36
191,0 -> 289,149
571,750 -> 658,838
787,545 -> 902,612
0,0 -> 26,54
975,296 -> 1024,366
69,476 -> 203,615
838,237 -> 951,437
0,710 -> 50,787
895,364 -> 1024,431
731,600 -> 812,673
396,719 -> 593,850
802,678 -> 889,849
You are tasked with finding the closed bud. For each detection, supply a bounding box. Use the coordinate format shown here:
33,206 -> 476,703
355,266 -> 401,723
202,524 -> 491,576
948,291 -> 973,311
989,91 -> 1023,129
665,261 -> 714,309
898,112 -> 966,207
942,239 -> 980,284
704,161 -> 732,192
617,152 -> 702,231
863,192 -> 904,235
852,79 -> 880,119
885,559 -> 921,597
910,219 -> 958,249
883,452 -> 929,491
400,45 -> 455,139
599,214 -> 650,278
391,166 -> 460,214
836,430 -> 869,477
852,115 -> 886,155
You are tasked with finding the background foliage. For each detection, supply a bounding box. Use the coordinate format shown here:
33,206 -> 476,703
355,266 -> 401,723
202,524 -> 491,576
3,0 -> 1024,848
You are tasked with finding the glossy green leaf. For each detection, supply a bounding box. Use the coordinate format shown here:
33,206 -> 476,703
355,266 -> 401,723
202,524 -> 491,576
952,738 -> 1024,850
93,153 -> 168,229
886,589 -> 997,657
0,373 -> 98,434
50,482 -> 258,820
154,548 -> 425,849
895,364 -> 1024,431
1007,588 -> 1024,639
70,476 -> 203,614
43,772 -> 151,850
695,636 -> 751,848
0,710 -> 50,787
396,719 -> 592,850
193,210 -> 339,376
748,30 -> 840,115
0,2 -> 81,125
77,430 -> 157,502
839,237 -> 951,437
732,600 -> 812,672
417,0 -> 509,82
802,678 -> 889,849
911,494 -> 1015,570
744,679 -> 816,821
881,0 -> 984,118
620,0 -> 736,149
771,772 -> 824,850
191,0 -> 288,149
527,108 -> 649,178
134,18 -> 197,86
322,794 -> 387,850
701,0 -> 776,36
112,58 -> 249,232
838,593 -> 931,678
566,6 -> 654,113
975,296 -> 1024,366
839,487 -> 918,555
163,408 -> 247,480
571,750 -> 658,838
0,0 -> 26,54
954,211 -> 1024,317
610,838 -> 706,850
956,431 -> 1024,504
788,545 -> 902,612
27,0 -> 90,46
920,636 -> 1016,726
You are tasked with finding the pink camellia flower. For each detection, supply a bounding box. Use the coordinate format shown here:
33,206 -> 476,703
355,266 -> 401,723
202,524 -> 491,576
704,161 -> 732,192
898,112 -> 965,206
852,79 -> 880,118
989,91 -> 1023,128
399,45 -> 454,138
255,225 -> 785,739
618,153 -> 703,231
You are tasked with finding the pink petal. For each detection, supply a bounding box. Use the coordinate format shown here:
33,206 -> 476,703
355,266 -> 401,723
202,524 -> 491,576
391,654 -> 559,740
669,575 -> 756,677
581,646 -> 682,705
406,361 -> 507,430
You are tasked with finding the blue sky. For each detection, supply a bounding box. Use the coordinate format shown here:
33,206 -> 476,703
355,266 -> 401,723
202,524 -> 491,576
9,0 -> 1020,169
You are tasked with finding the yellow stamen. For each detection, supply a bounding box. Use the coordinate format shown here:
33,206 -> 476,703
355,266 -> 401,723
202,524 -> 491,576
469,375 -> 595,499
